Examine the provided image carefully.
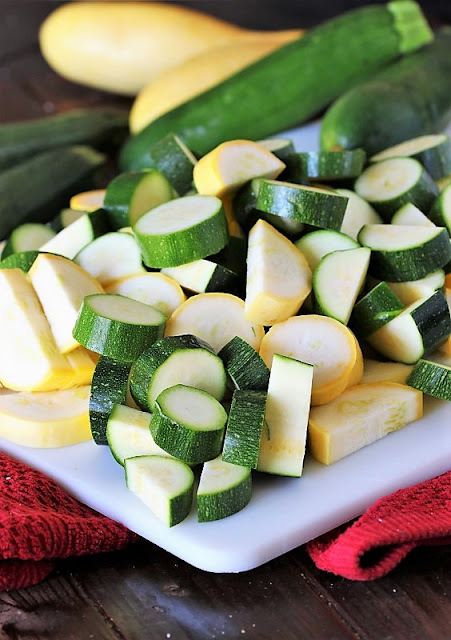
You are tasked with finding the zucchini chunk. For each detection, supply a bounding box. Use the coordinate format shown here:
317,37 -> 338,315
2,223 -> 55,258
354,157 -> 439,220
74,231 -> 145,286
29,253 -> 104,354
50,207 -> 85,232
103,169 -> 174,229
245,219 -> 312,325
105,272 -> 186,318
0,386 -> 91,448
257,354 -> 313,477
222,390 -> 267,468
335,188 -> 382,241
428,183 -> 451,235
260,314 -> 361,406
40,209 -> 110,260
162,258 -> 241,295
133,194 -> 228,268
390,202 -> 436,227
350,281 -> 404,340
0,250 -> 42,273
359,224 -> 451,281
197,456 -> 252,522
130,334 -> 226,412
73,293 -> 166,362
150,384 -> 227,464
107,404 -> 172,465
193,139 -> 285,197
370,269 -> 446,306
125,455 -> 194,527
257,138 -> 295,162
308,383 -> 423,464
89,355 -> 131,445
219,336 -> 270,392
367,290 -> 451,364
285,149 -> 366,182
295,228 -> 359,272
165,292 -> 264,353
406,359 -> 451,401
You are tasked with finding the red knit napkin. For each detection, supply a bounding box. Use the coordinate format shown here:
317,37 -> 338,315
0,453 -> 138,591
307,470 -> 451,580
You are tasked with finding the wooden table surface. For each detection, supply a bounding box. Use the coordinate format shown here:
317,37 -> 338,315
0,2 -> 450,639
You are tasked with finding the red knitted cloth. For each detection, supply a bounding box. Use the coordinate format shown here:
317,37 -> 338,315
1,452 -> 449,590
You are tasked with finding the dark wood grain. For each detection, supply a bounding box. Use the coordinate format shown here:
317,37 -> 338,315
0,2 -> 450,639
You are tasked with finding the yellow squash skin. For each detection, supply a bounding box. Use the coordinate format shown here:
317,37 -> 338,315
39,2 -> 302,96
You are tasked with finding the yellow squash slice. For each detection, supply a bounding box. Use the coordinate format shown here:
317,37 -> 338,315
361,358 -> 414,384
308,382 -> 423,465
193,140 -> 285,197
69,189 -> 106,212
259,314 -> 360,405
245,219 -> 312,325
0,386 -> 91,448
165,292 -> 264,353
0,269 -> 72,391
29,253 -> 104,354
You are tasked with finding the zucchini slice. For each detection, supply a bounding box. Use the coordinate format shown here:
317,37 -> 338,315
50,207 -> 85,232
162,258 -> 240,295
359,224 -> 451,281
0,268 -> 71,391
106,404 -> 172,465
2,223 -> 56,258
197,456 -> 252,523
73,293 -> 166,362
125,455 -> 194,527
0,250 -> 41,272
390,202 -> 435,226
256,179 -> 348,231
371,269 -> 446,306
335,188 -> 382,241
295,228 -> 359,271
222,390 -> 267,468
70,189 -> 106,212
257,138 -> 295,162
150,384 -> 227,465
406,358 -> 451,401
308,382 -> 423,465
89,355 -> 131,445
74,231 -> 145,287
105,272 -> 186,318
133,194 -> 228,268
244,219 -> 312,325
193,139 -> 285,197
354,157 -> 439,220
257,354 -> 313,477
165,292 -> 264,353
0,386 -> 91,448
218,336 -> 270,392
350,281 -> 404,340
259,314 -> 361,406
130,334 -> 226,412
29,253 -> 104,354
428,183 -> 451,235
361,359 -> 414,385
312,247 -> 371,325
367,290 -> 451,364
103,169 -> 174,229
370,134 -> 451,181
40,209 -> 110,260
285,149 -> 366,182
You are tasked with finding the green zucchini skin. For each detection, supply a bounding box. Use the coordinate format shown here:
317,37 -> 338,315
120,2 -> 432,166
350,282 -> 404,340
219,336 -> 270,391
222,390 -> 267,469
89,356 -> 131,445
411,291 -> 451,355
406,359 -> 451,401
0,250 -> 41,272
0,145 -> 106,239
320,29 -> 451,155
0,108 -> 128,172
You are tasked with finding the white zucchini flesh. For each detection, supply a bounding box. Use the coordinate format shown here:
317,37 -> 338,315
75,231 -> 145,287
257,354 -> 313,477
28,253 -> 104,354
361,359 -> 414,385
259,315 -> 358,405
294,228 -> 359,271
165,293 -> 264,353
390,203 -> 435,227
5,223 -> 56,254
40,212 -> 106,260
0,386 -> 91,447
370,134 -> 448,162
197,455 -> 252,522
359,224 -> 444,250
313,247 -> 371,325
87,293 -> 165,325
0,269 -> 71,391
156,384 -> 226,432
105,272 -> 186,317
162,260 -> 218,293
106,404 -> 171,466
308,383 -> 423,465
245,219 -> 312,325
125,455 -> 194,527
354,157 -> 423,202
136,194 -> 219,235
335,188 -> 382,241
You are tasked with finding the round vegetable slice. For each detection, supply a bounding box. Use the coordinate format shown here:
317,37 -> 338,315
197,455 -> 252,522
406,358 -> 451,401
285,149 -> 366,181
105,272 -> 186,318
295,228 -> 359,272
70,189 -> 106,212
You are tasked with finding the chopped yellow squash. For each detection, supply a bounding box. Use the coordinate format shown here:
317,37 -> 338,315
69,189 -> 106,212
361,358 -> 414,384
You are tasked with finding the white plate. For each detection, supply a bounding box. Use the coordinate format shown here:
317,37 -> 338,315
1,121 -> 451,574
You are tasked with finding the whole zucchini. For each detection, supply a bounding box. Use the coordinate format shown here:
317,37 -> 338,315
0,108 -> 127,173
0,146 -> 106,239
120,1 -> 432,168
320,28 -> 451,155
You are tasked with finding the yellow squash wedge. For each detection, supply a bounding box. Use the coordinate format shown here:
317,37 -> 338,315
69,189 -> 106,212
